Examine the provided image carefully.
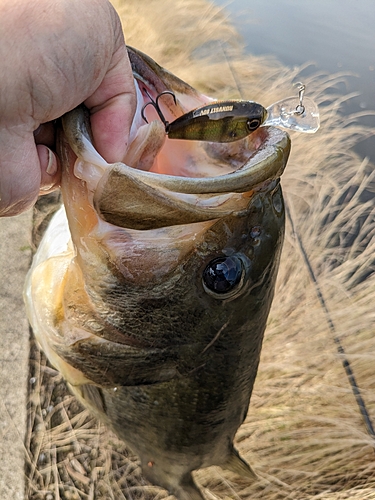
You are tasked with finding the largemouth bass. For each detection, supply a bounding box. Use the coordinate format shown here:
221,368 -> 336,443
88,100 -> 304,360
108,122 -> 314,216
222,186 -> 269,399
24,47 -> 290,500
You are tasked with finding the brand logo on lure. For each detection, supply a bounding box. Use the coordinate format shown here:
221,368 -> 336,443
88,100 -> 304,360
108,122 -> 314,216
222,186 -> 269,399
196,104 -> 234,116
141,83 -> 320,143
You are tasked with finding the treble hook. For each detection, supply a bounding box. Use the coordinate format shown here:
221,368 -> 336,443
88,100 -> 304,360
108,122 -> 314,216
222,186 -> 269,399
141,90 -> 177,128
293,82 -> 306,115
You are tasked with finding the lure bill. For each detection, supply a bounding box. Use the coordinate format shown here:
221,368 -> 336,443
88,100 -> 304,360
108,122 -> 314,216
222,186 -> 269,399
265,84 -> 320,134
141,83 -> 320,142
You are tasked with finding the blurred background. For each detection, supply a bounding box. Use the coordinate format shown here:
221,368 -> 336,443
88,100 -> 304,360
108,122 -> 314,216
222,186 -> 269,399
215,0 -> 375,161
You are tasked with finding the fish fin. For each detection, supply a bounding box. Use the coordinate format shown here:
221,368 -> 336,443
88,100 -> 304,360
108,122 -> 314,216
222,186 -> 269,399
73,383 -> 107,414
143,466 -> 204,500
220,448 -> 258,481
55,339 -> 179,387
176,474 -> 205,500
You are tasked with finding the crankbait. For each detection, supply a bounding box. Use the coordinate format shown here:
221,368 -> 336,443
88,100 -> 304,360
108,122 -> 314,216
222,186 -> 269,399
141,83 -> 320,143
165,100 -> 267,142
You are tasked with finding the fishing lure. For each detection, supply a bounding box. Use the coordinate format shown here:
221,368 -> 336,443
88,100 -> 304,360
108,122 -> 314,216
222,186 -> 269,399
141,83 -> 320,142
165,100 -> 267,142
265,83 -> 320,133
142,92 -> 267,142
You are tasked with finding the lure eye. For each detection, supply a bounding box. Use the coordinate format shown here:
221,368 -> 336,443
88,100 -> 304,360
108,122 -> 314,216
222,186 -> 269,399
246,118 -> 261,131
202,256 -> 244,298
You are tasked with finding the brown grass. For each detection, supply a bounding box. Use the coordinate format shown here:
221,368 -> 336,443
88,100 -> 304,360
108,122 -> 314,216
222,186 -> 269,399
25,0 -> 375,498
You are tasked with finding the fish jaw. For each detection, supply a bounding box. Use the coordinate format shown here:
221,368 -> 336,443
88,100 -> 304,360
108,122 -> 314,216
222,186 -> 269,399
25,46 -> 291,499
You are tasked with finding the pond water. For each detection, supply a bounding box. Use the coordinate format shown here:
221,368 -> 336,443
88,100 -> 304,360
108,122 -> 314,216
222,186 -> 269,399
215,0 -> 375,161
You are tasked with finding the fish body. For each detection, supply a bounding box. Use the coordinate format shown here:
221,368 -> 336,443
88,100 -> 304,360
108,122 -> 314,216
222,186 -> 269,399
24,47 -> 290,499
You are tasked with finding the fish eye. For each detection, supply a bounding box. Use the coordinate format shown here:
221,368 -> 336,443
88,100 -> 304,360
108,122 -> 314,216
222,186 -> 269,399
202,255 -> 245,299
246,118 -> 261,131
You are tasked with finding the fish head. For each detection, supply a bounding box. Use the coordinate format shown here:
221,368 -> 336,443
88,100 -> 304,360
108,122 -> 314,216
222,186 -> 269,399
57,107 -> 289,376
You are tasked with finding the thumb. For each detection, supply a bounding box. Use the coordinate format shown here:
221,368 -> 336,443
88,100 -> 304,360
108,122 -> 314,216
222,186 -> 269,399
0,129 -> 60,216
84,44 -> 136,163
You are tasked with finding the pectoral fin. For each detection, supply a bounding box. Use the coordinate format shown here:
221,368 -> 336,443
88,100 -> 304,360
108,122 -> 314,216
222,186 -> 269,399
54,337 -> 180,387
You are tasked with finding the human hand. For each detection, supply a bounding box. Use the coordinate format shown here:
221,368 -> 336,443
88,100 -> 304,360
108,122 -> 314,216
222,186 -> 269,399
0,0 -> 136,216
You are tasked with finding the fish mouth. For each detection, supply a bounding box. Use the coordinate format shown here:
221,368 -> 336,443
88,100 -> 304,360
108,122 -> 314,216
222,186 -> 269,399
61,47 -> 291,231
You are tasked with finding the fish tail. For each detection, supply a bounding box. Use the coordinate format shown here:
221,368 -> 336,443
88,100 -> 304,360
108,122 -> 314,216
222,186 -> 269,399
220,448 -> 258,481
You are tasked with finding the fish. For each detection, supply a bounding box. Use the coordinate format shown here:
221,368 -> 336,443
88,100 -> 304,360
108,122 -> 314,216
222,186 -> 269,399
24,47 -> 290,500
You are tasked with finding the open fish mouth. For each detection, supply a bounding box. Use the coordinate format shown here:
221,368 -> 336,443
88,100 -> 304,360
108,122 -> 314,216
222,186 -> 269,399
60,47 -> 290,232
25,46 -> 291,500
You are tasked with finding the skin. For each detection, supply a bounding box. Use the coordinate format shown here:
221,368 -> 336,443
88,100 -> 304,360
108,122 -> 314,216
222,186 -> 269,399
0,0 -> 136,216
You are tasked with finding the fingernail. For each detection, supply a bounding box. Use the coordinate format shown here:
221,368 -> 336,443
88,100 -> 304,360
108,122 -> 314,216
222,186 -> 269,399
46,147 -> 57,176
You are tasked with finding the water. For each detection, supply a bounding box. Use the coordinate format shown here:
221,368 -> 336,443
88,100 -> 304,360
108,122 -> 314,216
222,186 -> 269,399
215,0 -> 375,160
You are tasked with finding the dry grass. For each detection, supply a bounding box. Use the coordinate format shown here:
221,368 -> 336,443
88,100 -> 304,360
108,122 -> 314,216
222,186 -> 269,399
25,0 -> 375,498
